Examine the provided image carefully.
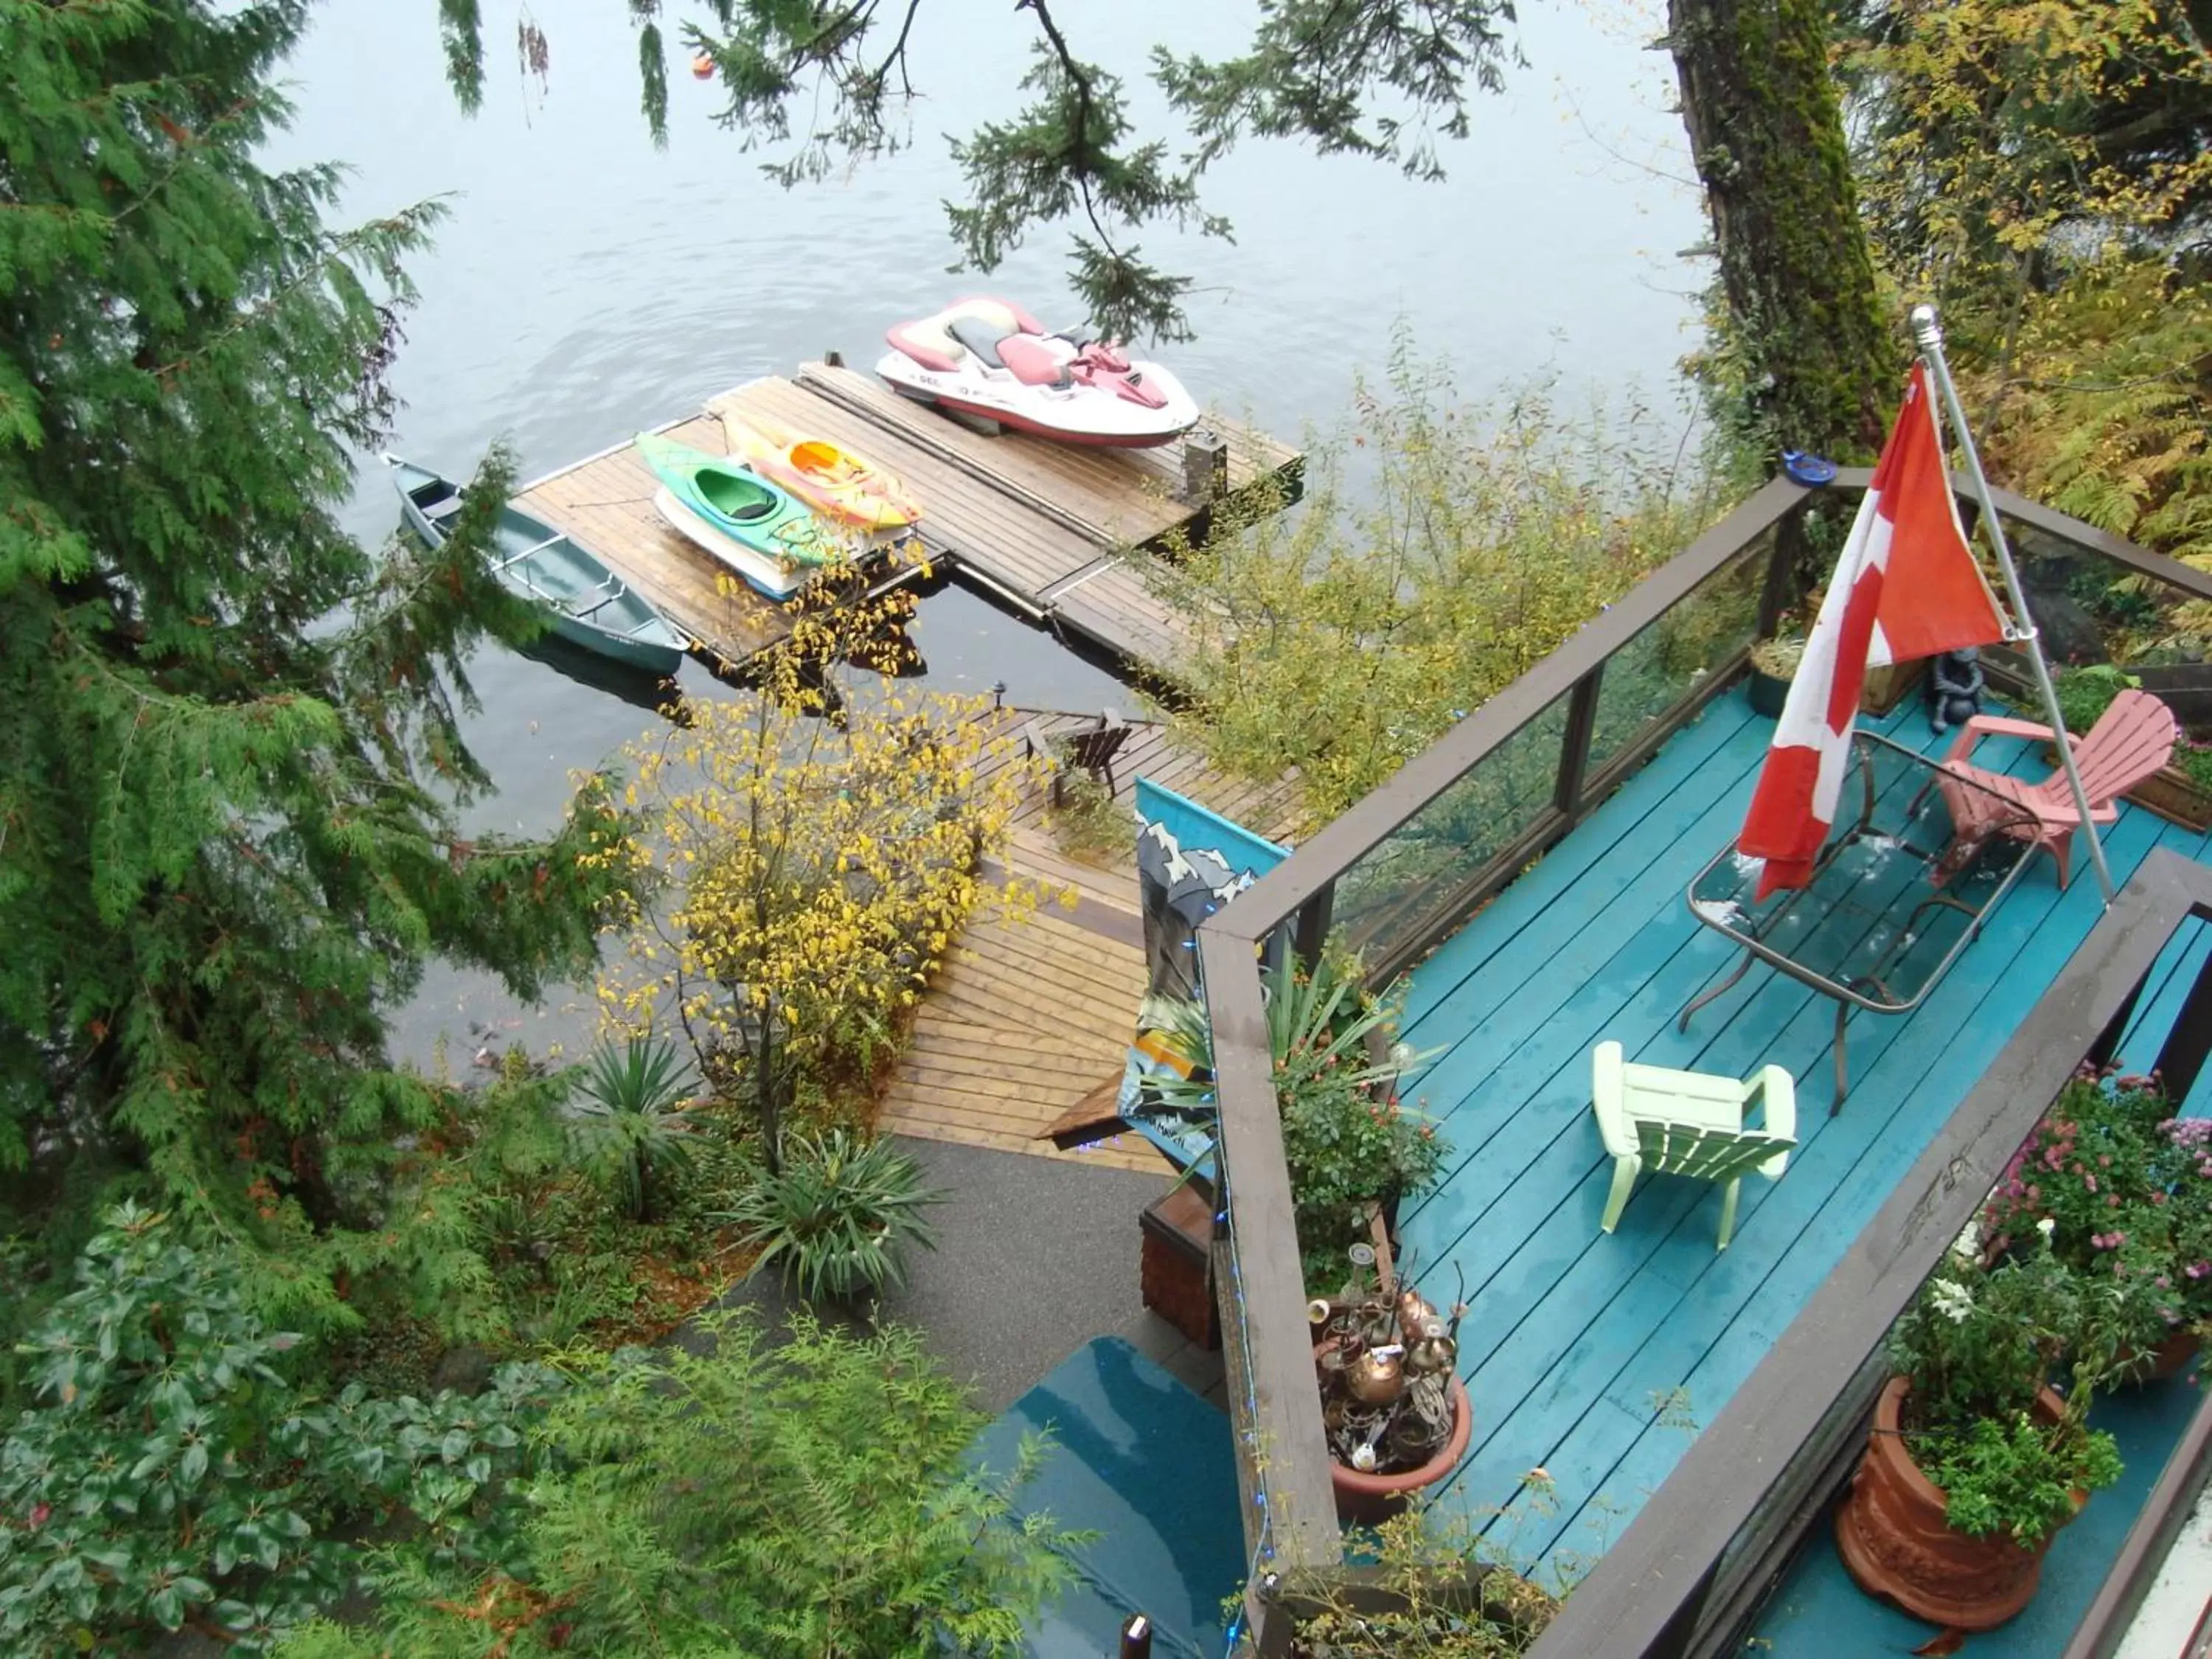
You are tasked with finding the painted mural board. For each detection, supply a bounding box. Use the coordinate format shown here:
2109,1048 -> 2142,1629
1117,779 -> 1289,1173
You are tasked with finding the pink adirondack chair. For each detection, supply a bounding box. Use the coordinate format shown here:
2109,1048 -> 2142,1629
1935,688 -> 2179,886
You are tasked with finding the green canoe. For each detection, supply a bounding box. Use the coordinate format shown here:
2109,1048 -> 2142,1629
634,432 -> 839,597
385,456 -> 687,675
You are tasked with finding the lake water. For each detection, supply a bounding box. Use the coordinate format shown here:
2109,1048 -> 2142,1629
269,0 -> 1705,1061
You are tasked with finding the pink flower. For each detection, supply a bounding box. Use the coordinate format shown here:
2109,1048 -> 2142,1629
2098,1154 -> 2112,1168
2084,1172 -> 2098,1193
2108,1192 -> 2122,1208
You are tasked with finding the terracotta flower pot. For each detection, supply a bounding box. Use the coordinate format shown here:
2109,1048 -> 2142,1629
1316,1342 -> 1472,1528
1835,1377 -> 2081,1630
2118,1326 -> 2202,1385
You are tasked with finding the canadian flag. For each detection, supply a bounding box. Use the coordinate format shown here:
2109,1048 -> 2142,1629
1738,365 -> 2008,897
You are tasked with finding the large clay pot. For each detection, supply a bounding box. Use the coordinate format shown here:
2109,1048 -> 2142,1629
2119,1327 -> 2202,1385
1835,1377 -> 2081,1630
1318,1343 -> 1473,1528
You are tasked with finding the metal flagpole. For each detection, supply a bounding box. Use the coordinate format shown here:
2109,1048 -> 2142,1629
1910,303 -> 2118,903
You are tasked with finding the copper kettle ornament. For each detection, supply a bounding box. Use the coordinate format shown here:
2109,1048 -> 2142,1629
1344,1343 -> 1405,1405
1396,1289 -> 1438,1336
1405,1332 -> 1458,1377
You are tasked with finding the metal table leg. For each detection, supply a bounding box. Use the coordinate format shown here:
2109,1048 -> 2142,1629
1832,1000 -> 1850,1115
1679,947 -> 1755,1034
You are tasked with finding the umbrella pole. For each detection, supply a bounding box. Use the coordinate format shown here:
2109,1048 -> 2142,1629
1910,303 -> 2118,904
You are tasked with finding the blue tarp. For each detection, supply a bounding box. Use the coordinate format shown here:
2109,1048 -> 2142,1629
966,1337 -> 1248,1658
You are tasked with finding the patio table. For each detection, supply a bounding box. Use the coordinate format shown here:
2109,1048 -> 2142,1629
1677,731 -> 2042,1110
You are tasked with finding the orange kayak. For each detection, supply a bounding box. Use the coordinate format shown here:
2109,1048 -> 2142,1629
717,412 -> 922,533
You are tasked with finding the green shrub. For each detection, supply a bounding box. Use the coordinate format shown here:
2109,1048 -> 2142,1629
0,1204 -> 555,1655
721,1129 -> 942,1301
276,1310 -> 1080,1658
1150,338 -> 1742,823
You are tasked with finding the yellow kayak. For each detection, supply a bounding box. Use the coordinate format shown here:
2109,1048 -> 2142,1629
717,411 -> 922,533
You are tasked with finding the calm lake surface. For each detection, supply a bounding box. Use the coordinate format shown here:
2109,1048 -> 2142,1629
270,0 -> 1705,1061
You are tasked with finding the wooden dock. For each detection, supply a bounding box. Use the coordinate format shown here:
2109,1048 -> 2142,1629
878,706 -> 1304,1173
511,365 -> 1302,678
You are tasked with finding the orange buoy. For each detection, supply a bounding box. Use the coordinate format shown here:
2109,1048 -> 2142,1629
691,51 -> 714,80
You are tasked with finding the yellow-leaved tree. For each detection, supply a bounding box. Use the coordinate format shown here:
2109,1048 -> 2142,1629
601,588 -> 1048,1169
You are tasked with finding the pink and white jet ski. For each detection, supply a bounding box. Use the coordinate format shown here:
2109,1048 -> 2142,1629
876,296 -> 1200,449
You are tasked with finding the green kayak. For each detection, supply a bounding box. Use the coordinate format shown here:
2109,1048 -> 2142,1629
635,432 -> 838,596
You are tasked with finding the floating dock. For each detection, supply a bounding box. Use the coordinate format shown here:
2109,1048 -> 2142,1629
877,704 -> 1304,1173
511,362 -> 1304,677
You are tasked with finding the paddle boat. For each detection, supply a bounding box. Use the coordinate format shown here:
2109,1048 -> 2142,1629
716,410 -> 922,534
875,295 -> 1200,448
633,431 -> 842,601
384,457 -> 688,675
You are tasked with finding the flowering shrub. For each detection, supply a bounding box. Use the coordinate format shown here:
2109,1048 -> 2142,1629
1888,1245 -> 2124,1547
1983,1069 -> 2212,1352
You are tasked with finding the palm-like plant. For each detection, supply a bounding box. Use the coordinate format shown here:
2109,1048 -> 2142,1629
721,1130 -> 942,1303
570,1037 -> 698,1223
1148,953 -> 1445,1286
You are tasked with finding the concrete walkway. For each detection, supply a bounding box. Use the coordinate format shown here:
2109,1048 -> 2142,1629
703,1135 -> 1225,1413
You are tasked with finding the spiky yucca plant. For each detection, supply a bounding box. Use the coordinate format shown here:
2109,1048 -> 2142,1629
723,1130 -> 942,1302
569,1037 -> 698,1223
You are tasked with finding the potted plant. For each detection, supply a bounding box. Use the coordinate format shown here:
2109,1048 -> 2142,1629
1280,1512 -> 1558,1656
1150,952 -> 1448,1293
1747,635 -> 1805,717
2048,665 -> 2212,831
1312,1279 -> 1474,1525
1979,1069 -> 2212,1380
1835,1243 -> 2124,1630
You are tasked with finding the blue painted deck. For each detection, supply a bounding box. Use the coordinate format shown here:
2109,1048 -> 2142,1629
1391,686 -> 2212,1589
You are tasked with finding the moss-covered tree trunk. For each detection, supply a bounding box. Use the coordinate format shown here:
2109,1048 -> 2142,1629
1669,0 -> 1894,462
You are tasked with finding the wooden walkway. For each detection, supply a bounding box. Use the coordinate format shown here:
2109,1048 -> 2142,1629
878,707 -> 1303,1173
510,366 -> 1302,678
1391,690 -> 2212,1588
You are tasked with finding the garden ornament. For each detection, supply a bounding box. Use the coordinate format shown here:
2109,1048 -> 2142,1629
1927,647 -> 1986,735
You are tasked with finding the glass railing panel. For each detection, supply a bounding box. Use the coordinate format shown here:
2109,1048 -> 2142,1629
1995,512 -> 2212,686
1586,528 -> 1773,779
1331,689 -> 1572,962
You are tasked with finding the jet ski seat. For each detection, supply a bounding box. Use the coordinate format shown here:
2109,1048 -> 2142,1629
947,315 -> 1009,367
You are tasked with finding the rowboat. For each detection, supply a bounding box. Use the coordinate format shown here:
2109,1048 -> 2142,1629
633,431 -> 841,601
715,411 -> 922,532
384,457 -> 689,675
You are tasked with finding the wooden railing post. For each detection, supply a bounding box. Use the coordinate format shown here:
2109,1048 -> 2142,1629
1198,931 -> 1342,1577
1757,505 -> 1803,639
1290,880 -> 1334,972
1555,668 -> 1604,821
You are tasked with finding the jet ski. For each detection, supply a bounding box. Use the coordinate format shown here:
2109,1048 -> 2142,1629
875,296 -> 1200,449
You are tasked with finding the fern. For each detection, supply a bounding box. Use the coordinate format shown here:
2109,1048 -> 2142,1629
288,1308 -> 1082,1657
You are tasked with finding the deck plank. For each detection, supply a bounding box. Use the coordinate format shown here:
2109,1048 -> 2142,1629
875,704 -> 1297,1168
1392,688 -> 2212,1586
